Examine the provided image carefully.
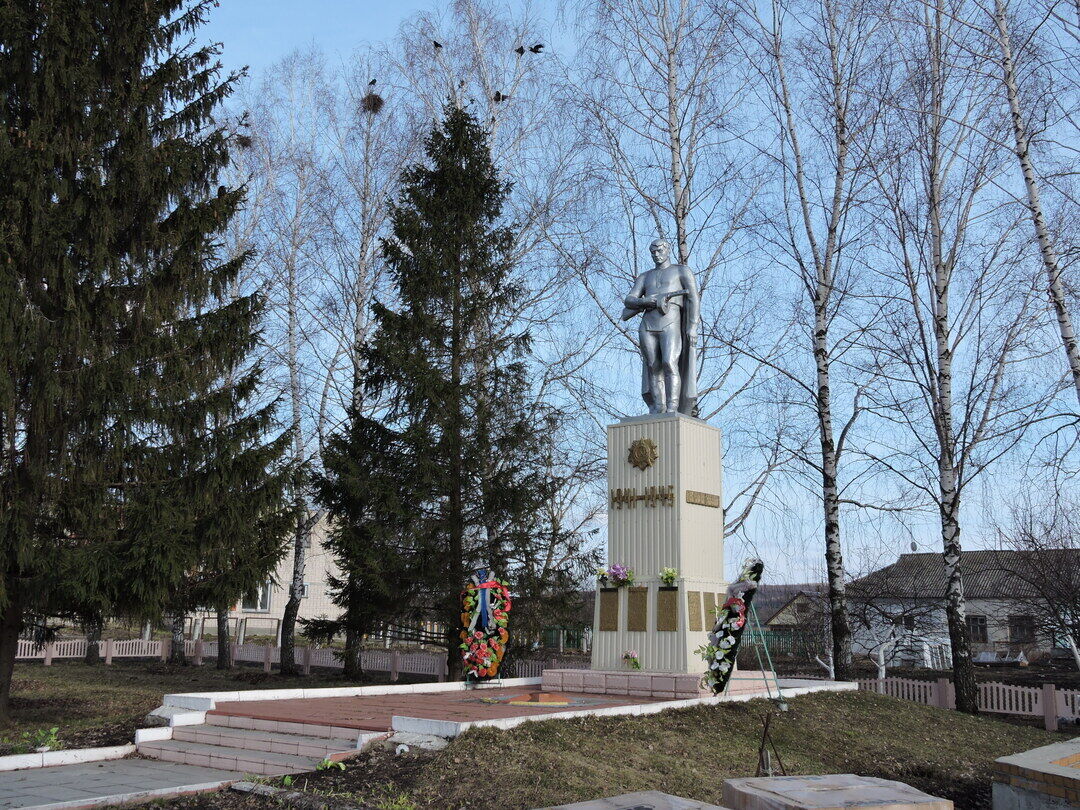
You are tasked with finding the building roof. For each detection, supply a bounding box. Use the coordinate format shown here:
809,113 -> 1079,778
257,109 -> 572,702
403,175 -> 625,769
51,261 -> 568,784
752,583 -> 825,623
849,549 -> 1080,601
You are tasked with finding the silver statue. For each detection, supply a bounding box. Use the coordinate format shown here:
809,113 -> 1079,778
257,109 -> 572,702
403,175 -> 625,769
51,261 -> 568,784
621,238 -> 700,415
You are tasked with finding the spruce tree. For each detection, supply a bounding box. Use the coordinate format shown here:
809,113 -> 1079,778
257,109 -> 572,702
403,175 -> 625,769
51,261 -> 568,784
313,413 -> 418,678
348,105 -> 549,678
0,0 -> 288,714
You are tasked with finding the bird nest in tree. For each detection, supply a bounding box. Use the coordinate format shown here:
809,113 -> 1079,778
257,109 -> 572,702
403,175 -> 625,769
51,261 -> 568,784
361,93 -> 384,114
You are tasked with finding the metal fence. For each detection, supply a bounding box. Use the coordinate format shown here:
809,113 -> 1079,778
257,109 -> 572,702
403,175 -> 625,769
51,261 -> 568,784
858,676 -> 1080,731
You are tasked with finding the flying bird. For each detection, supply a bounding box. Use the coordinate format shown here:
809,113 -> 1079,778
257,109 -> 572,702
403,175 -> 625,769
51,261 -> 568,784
529,43 -> 544,53
514,45 -> 525,55
368,78 -> 376,86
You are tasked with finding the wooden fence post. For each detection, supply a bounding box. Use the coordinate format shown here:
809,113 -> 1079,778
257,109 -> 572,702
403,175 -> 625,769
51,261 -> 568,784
302,646 -> 312,676
936,678 -> 950,709
159,640 -> 168,663
390,649 -> 400,682
439,656 -> 448,682
43,642 -> 54,666
193,640 -> 203,666
1043,682 -> 1059,732
104,638 -> 114,666
263,644 -> 272,673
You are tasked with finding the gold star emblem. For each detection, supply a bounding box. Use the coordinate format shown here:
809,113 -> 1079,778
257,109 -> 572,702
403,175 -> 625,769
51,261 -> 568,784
628,438 -> 658,471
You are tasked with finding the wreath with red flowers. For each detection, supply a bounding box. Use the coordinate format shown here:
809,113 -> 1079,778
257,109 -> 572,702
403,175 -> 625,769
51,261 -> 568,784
459,578 -> 512,680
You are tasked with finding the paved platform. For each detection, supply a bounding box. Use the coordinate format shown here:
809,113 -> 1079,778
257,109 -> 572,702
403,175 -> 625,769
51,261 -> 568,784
0,758 -> 239,809
209,686 -> 667,732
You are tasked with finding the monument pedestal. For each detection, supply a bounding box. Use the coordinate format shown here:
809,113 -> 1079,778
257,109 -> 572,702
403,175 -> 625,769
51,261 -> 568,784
590,412 -> 726,674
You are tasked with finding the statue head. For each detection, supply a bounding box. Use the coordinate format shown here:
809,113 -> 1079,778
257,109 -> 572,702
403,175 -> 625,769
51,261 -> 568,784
649,238 -> 671,266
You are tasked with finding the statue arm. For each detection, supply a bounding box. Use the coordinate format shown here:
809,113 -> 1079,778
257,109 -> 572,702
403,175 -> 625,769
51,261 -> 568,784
622,274 -> 655,321
680,265 -> 700,336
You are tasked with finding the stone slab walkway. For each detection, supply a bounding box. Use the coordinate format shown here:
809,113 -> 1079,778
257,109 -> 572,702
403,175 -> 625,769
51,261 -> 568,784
0,758 -> 239,809
209,686 -> 664,732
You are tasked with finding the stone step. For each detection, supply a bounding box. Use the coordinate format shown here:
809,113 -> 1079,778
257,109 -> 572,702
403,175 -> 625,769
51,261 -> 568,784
137,738 -> 318,777
172,725 -> 355,758
205,711 -> 371,740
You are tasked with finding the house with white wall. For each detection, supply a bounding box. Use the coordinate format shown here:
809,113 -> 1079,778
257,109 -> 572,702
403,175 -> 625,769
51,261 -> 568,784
847,550 -> 1077,669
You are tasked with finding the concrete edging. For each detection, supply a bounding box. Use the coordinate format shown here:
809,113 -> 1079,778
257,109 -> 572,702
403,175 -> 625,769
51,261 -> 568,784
391,679 -> 858,737
0,744 -> 135,773
21,777 -> 237,809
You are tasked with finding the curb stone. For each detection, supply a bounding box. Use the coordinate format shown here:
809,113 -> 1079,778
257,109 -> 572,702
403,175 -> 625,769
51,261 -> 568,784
232,780 -> 375,810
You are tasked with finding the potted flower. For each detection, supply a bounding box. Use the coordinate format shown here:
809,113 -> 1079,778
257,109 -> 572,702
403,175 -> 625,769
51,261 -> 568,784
659,567 -> 678,588
608,563 -> 635,587
622,649 -> 642,670
595,566 -> 610,587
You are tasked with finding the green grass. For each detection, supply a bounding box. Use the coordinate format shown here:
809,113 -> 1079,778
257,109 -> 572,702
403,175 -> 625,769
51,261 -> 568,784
0,659 -> 407,752
256,690 -> 1070,810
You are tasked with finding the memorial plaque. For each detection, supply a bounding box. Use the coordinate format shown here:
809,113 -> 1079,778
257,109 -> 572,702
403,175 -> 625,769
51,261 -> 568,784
703,591 -> 717,624
687,590 -> 703,632
627,587 -> 648,632
685,489 -> 721,508
657,588 -> 678,631
599,588 -> 620,632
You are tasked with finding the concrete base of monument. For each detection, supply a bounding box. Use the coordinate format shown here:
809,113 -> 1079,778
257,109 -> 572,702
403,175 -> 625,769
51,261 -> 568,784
143,677 -> 856,746
542,668 -> 781,700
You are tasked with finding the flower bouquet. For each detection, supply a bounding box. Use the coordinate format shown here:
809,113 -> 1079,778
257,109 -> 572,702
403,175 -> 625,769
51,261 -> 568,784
659,567 -> 678,587
607,563 -> 635,587
622,649 -> 642,670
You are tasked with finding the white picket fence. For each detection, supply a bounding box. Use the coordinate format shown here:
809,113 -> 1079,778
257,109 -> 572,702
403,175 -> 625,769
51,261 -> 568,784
15,637 -> 450,680
16,637 -> 584,683
858,676 -> 1080,731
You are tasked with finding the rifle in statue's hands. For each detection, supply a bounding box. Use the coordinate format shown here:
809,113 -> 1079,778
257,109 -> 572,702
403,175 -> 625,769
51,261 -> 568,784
621,289 -> 689,321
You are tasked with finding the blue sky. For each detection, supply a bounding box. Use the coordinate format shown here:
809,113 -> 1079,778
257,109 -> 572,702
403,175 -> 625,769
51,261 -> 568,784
200,0 -> 434,77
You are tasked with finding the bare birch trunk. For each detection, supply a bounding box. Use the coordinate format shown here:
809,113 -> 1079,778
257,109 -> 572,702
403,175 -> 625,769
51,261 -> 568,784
279,197 -> 307,674
767,0 -> 855,680
927,11 -> 977,709
992,0 -> 1080,407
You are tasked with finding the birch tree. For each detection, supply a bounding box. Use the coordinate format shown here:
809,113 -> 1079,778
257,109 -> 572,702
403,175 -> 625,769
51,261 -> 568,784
245,50 -> 334,674
734,0 -> 891,680
865,0 -> 1063,712
983,0 -> 1080,407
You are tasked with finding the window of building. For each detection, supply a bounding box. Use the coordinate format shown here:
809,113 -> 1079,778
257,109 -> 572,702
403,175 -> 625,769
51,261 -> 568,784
893,614 -> 916,631
301,583 -> 311,599
1008,614 -> 1035,643
966,614 -> 988,644
242,581 -> 272,612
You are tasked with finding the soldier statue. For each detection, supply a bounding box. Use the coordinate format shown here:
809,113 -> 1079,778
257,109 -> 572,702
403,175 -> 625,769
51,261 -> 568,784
621,238 -> 700,415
